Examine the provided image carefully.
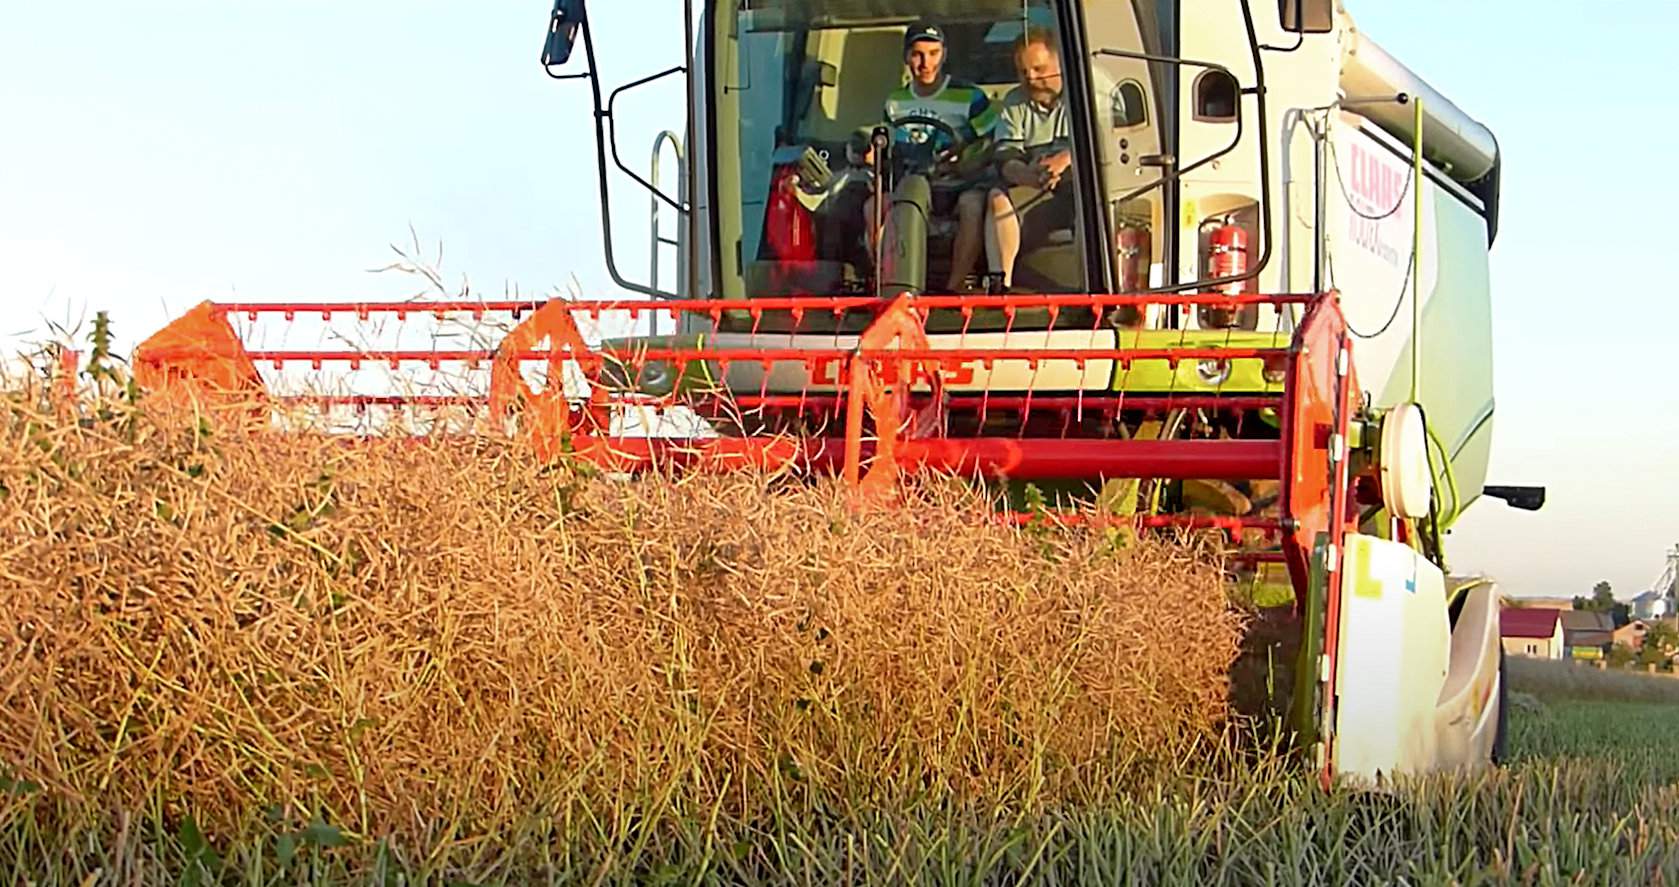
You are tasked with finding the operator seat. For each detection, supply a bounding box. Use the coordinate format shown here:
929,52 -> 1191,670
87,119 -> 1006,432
1015,228 -> 1082,292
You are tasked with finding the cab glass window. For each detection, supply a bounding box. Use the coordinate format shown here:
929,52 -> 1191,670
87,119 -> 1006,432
710,0 -> 1163,319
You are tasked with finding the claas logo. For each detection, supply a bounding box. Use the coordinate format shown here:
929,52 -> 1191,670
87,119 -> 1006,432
811,357 -> 976,387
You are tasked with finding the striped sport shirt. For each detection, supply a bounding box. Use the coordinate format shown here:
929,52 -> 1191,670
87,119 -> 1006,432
883,76 -> 998,155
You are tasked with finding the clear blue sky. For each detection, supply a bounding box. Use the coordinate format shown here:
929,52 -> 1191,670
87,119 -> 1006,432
3,2 -> 1673,599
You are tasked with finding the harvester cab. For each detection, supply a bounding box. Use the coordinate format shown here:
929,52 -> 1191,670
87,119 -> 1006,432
131,0 -> 1540,788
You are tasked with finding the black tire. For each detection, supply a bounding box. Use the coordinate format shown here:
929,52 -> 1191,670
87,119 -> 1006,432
1491,648 -> 1510,766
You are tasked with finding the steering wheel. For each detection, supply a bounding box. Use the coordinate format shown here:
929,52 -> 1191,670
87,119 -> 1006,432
885,113 -> 968,176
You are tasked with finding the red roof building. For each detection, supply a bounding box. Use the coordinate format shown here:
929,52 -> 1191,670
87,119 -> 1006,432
1501,606 -> 1565,659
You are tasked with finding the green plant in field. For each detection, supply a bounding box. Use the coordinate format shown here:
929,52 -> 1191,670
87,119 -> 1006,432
7,701 -> 1679,885
1506,653 -> 1679,704
84,310 -> 136,402
1640,621 -> 1679,670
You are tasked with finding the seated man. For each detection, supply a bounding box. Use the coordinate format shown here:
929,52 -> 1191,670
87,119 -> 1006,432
862,21 -> 998,293
985,27 -> 1075,291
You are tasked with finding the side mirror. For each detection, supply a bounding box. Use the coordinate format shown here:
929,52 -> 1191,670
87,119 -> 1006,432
1278,0 -> 1333,33
1484,485 -> 1547,512
542,0 -> 587,67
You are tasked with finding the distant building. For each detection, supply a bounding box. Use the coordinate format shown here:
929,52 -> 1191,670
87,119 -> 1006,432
1613,620 -> 1649,652
1632,591 -> 1670,621
1633,546 -> 1679,620
1559,610 -> 1614,660
1501,607 -> 1565,659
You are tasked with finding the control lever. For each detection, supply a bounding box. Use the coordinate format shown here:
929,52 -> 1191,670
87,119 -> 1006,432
795,145 -> 834,193
870,126 -> 891,297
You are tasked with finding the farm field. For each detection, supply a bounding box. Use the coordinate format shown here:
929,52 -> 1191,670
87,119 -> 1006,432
6,662 -> 1676,885
3,399 -> 1678,885
6,0 -> 1677,882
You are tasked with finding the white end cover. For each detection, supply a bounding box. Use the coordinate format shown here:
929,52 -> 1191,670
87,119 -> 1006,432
1333,534 -> 1450,784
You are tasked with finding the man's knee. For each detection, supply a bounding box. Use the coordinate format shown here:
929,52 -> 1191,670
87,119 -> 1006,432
988,188 -> 1013,216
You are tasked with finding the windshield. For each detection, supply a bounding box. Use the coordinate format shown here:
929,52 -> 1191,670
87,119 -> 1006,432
707,0 -> 1169,309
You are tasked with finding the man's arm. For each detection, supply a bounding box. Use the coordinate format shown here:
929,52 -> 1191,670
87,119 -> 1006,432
1000,155 -> 1037,186
993,98 -> 1072,188
967,87 -> 999,142
948,85 -> 998,176
1000,147 -> 1070,188
1036,147 -> 1073,186
994,102 -> 1035,185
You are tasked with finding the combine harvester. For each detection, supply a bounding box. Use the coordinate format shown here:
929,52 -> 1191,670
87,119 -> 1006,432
130,0 -> 1544,788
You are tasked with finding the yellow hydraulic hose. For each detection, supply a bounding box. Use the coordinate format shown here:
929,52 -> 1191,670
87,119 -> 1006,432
1411,97 -> 1424,404
1425,421 -> 1462,530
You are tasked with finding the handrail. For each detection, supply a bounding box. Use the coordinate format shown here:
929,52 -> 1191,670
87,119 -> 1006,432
649,130 -> 686,305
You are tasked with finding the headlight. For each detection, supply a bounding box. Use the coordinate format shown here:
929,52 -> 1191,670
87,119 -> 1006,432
598,357 -> 674,396
1262,355 -> 1289,385
1195,359 -> 1231,386
636,360 -> 676,396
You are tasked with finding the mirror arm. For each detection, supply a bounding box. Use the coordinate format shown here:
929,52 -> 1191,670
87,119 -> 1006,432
607,67 -> 690,213
568,7 -> 663,299
1261,0 -> 1307,53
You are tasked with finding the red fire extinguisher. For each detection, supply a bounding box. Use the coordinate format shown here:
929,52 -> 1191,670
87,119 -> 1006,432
1111,224 -> 1152,329
764,165 -> 815,264
1201,216 -> 1250,328
762,165 -> 817,294
1208,218 -> 1249,294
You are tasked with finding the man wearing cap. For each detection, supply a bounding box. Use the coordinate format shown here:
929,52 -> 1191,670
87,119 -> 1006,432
862,22 -> 998,293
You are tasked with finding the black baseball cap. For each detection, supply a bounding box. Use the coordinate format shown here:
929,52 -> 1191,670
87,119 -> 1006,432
903,22 -> 946,51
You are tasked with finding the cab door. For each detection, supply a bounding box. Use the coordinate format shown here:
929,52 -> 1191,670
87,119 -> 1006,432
1173,0 -> 1263,321
1079,0 -> 1171,305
